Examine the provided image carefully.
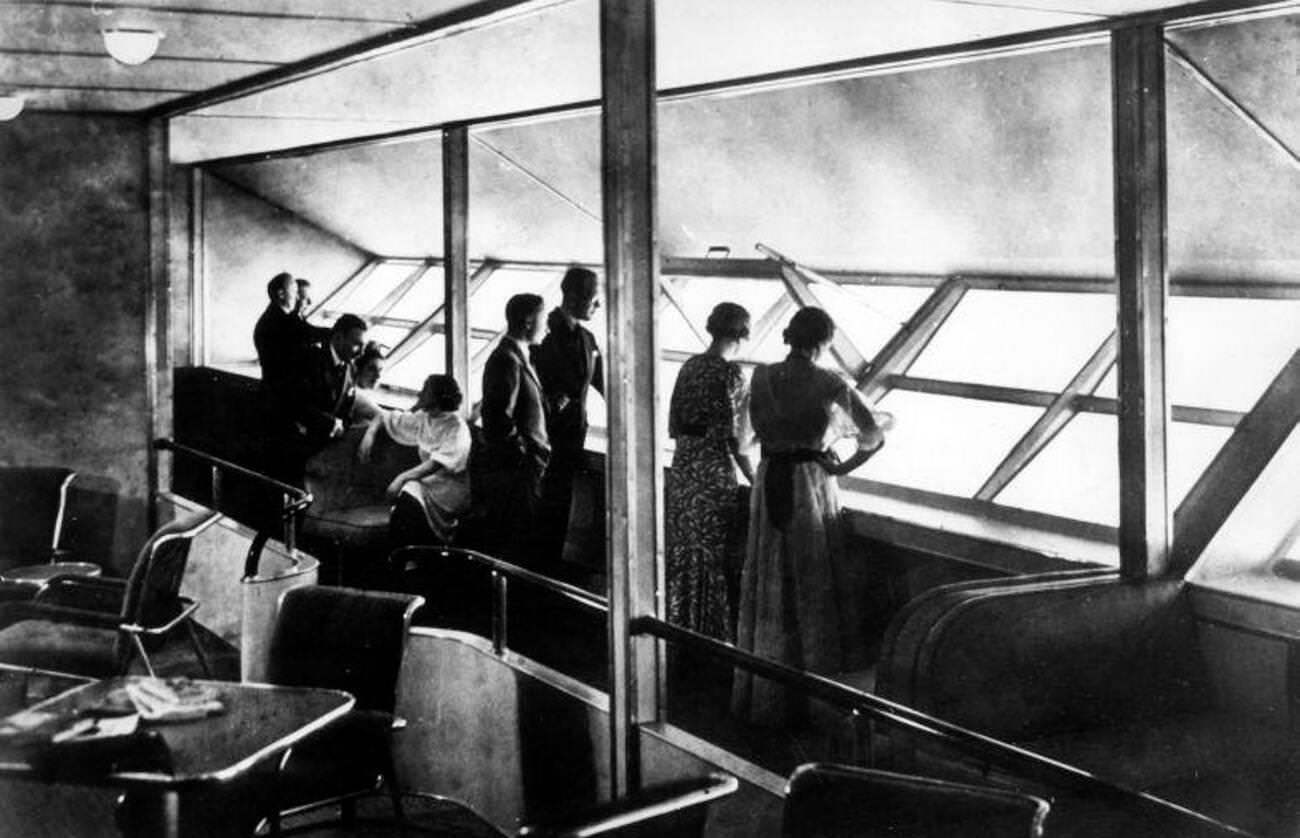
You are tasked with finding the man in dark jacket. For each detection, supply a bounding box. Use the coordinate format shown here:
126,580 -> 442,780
253,272 -> 302,390
287,313 -> 368,453
479,293 -> 550,565
533,267 -> 603,567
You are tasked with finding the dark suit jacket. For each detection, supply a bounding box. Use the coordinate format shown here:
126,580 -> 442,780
254,305 -> 327,388
534,308 -> 603,459
285,341 -> 356,451
481,339 -> 549,468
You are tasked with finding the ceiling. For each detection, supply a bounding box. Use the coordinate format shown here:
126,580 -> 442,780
0,0 -> 1231,159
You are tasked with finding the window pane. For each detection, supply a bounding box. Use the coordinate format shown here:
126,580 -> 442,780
1169,422 -> 1232,508
385,330 -> 446,392
329,262 -> 423,317
808,284 -> 932,361
660,299 -> 704,354
469,267 -> 565,331
1096,298 -> 1300,410
855,390 -> 1040,497
996,412 -> 1117,526
908,290 -> 1114,391
386,266 -> 444,321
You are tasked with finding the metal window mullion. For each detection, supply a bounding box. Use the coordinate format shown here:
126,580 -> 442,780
444,126 -> 471,403
147,118 -> 171,530
189,168 -> 207,367
859,278 -> 968,401
1113,23 -> 1171,580
748,294 -> 797,353
975,331 -> 1118,501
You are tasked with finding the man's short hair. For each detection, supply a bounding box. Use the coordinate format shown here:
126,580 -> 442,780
505,293 -> 545,332
331,313 -> 368,335
266,272 -> 293,300
560,267 -> 598,300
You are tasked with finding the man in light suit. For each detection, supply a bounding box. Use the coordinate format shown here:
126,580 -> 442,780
480,294 -> 550,565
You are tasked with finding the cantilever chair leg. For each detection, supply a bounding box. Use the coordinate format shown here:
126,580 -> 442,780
130,634 -> 158,678
185,620 -> 213,678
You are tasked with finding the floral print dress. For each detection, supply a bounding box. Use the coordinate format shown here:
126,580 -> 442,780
665,353 -> 749,642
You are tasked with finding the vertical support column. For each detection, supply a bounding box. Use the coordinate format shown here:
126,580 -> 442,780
1112,24 -> 1170,580
601,0 -> 659,799
189,168 -> 207,367
146,118 -> 173,529
443,125 -> 471,409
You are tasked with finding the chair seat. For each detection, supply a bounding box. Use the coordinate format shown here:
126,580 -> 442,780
0,563 -> 102,586
276,711 -> 395,813
0,619 -> 117,678
303,506 -> 391,545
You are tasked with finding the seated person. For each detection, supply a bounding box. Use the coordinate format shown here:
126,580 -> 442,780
350,341 -> 386,426
359,374 -> 471,546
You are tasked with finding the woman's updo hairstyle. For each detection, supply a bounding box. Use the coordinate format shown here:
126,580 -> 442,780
421,374 -> 463,412
705,302 -> 751,341
783,306 -> 836,351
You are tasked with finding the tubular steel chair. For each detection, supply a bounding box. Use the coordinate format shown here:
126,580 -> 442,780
517,773 -> 739,838
263,585 -> 425,835
782,764 -> 1050,838
0,467 -> 78,573
0,510 -> 222,678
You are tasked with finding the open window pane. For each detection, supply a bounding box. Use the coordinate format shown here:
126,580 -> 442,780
908,289 -> 1114,391
996,412 -> 1117,526
855,390 -> 1040,497
808,284 -> 932,362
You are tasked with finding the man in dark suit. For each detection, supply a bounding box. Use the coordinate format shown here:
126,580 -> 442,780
253,272 -> 302,390
479,293 -> 550,565
533,267 -> 603,567
284,313 -> 369,468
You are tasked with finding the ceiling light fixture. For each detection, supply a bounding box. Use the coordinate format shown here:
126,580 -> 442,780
101,28 -> 164,66
0,95 -> 24,121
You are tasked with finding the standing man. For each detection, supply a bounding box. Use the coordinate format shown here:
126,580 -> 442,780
253,272 -> 301,390
479,293 -> 550,565
294,277 -> 331,348
286,313 -> 369,462
533,267 -> 603,567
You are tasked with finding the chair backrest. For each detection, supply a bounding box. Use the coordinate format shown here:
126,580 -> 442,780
265,585 -> 424,714
517,773 -> 739,838
0,467 -> 76,563
782,764 -> 1049,838
119,510 -> 222,629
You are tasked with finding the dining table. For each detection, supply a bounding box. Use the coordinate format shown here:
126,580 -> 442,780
0,672 -> 354,838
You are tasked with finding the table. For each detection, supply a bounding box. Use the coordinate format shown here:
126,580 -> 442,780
0,676 -> 354,838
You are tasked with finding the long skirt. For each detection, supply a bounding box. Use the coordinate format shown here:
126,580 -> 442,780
664,439 -> 743,642
731,458 -> 859,727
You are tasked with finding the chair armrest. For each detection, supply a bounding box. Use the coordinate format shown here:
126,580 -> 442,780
518,773 -> 739,838
0,601 -> 123,632
34,576 -> 125,613
121,598 -> 199,636
0,582 -> 38,604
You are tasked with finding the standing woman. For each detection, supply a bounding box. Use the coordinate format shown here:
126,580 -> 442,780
732,307 -> 887,727
665,303 -> 755,642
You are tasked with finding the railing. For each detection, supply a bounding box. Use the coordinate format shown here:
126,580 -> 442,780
400,545 -> 1253,838
153,438 -> 313,577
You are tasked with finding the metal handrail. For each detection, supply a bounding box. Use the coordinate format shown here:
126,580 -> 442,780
634,617 -> 1252,838
405,547 -> 1251,837
153,438 -> 313,569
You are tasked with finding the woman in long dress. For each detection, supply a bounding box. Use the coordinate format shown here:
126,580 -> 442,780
665,303 -> 755,642
732,307 -> 887,726
359,373 -> 472,545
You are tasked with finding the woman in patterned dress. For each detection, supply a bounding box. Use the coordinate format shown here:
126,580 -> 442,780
665,303 -> 755,642
732,306 -> 888,727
